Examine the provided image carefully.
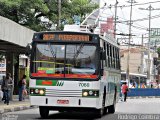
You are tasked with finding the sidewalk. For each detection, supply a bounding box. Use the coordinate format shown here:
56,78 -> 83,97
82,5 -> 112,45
0,96 -> 37,114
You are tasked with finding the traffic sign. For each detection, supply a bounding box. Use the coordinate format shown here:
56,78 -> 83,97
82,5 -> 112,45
150,28 -> 160,46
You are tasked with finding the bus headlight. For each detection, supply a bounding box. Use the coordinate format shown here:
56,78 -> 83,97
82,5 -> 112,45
39,90 -> 45,95
83,92 -> 88,96
89,91 -> 93,95
82,89 -> 99,97
30,88 -> 45,96
35,89 -> 39,93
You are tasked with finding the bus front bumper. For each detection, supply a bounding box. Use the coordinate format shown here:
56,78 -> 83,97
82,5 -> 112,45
30,96 -> 101,109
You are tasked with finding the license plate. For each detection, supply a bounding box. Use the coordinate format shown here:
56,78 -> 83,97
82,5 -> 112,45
57,100 -> 69,104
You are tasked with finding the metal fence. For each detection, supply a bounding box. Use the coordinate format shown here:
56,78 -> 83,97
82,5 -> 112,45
127,88 -> 160,96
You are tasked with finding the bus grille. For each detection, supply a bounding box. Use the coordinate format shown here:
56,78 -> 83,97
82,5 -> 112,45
45,89 -> 82,97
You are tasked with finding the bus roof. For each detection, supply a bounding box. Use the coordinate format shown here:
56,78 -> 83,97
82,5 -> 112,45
99,35 -> 119,48
34,31 -> 97,36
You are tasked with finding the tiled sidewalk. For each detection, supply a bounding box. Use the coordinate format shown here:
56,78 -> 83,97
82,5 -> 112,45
0,99 -> 37,114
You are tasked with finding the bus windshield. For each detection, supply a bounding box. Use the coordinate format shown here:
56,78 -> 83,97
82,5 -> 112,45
31,43 -> 98,79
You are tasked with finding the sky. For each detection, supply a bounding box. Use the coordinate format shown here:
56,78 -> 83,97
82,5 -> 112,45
99,0 -> 160,45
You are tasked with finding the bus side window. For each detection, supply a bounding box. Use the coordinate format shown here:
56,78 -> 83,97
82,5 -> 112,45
117,48 -> 120,69
107,44 -> 111,68
109,44 -> 111,68
110,45 -> 113,68
103,41 -> 106,61
113,47 -> 116,69
115,47 -> 118,69
103,42 -> 107,67
106,43 -> 109,68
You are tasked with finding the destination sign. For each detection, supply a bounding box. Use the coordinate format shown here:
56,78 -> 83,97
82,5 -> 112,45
43,34 -> 54,40
42,34 -> 90,41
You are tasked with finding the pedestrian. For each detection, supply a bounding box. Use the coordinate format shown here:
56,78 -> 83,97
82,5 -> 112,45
141,83 -> 146,88
18,75 -> 27,101
1,73 -> 13,105
131,83 -> 136,88
120,82 -> 123,101
155,83 -> 159,89
22,75 -> 27,100
121,82 -> 129,102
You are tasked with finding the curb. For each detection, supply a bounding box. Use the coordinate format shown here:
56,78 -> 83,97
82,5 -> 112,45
0,105 -> 38,114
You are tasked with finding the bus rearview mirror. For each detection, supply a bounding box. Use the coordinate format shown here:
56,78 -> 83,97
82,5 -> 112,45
25,43 -> 31,56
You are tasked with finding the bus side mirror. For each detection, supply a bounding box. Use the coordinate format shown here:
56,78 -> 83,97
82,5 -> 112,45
25,43 -> 31,56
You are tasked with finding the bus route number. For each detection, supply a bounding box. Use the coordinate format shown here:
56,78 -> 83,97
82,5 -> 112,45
79,83 -> 90,87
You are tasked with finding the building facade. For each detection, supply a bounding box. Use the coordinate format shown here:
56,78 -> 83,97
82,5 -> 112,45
120,46 -> 156,82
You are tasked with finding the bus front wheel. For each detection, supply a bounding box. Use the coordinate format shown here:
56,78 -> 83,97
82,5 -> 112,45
96,100 -> 105,118
108,99 -> 116,113
96,92 -> 106,118
39,106 -> 49,118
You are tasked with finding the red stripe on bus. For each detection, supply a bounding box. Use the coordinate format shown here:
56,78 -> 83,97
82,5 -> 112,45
32,73 -> 97,78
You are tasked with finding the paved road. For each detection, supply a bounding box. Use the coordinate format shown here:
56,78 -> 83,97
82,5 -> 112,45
1,98 -> 160,120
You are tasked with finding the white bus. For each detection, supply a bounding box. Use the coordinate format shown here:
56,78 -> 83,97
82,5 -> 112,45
29,31 -> 121,118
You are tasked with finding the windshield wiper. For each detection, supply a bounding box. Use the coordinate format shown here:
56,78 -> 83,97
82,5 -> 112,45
48,43 -> 56,60
73,44 -> 84,59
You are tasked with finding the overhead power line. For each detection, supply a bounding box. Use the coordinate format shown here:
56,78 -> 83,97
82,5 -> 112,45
107,1 -> 160,9
117,13 -> 160,23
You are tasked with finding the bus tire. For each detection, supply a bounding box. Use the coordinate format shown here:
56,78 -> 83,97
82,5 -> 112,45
103,88 -> 107,115
96,89 -> 106,118
39,106 -> 49,118
104,107 -> 107,115
108,98 -> 116,113
96,98 -> 105,118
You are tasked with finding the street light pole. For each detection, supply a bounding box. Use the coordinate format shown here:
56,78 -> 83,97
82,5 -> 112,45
148,5 -> 151,83
126,0 -> 136,85
114,0 -> 118,40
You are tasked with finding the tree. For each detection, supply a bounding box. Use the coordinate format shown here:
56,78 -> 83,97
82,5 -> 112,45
0,0 -> 98,31
157,47 -> 160,58
69,0 -> 98,23
42,0 -> 98,30
0,0 -> 49,31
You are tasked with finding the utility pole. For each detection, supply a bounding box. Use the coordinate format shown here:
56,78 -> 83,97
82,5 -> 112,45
140,34 -> 144,74
139,5 -> 160,86
126,0 -> 136,85
154,40 -> 157,80
114,0 -> 118,41
58,0 -> 61,30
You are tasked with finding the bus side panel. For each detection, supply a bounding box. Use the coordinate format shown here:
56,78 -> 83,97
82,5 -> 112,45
101,70 -> 120,107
